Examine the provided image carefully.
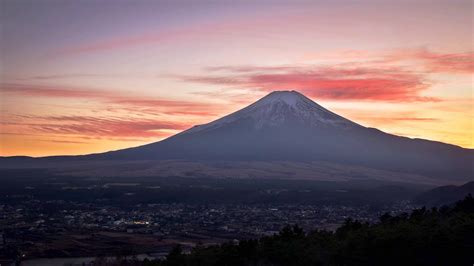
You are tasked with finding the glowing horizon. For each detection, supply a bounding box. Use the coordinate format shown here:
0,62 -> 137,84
1,0 -> 472,156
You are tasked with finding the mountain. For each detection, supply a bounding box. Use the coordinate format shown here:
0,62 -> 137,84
98,90 -> 362,160
92,91 -> 472,180
414,181 -> 474,206
1,91 -> 472,184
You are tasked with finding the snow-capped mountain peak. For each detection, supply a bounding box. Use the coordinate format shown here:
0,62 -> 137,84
254,90 -> 303,107
184,90 -> 359,135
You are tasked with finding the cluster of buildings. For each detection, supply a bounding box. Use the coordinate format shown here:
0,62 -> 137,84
1,198 -> 416,257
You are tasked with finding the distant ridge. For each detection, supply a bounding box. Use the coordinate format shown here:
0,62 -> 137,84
415,181 -> 474,206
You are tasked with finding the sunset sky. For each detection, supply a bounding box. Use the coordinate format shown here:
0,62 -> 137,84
1,0 -> 473,157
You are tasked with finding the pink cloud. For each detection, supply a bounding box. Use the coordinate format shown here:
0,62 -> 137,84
178,65 -> 438,102
3,115 -> 189,139
302,48 -> 473,75
414,50 -> 473,74
382,49 -> 474,74
1,83 -> 112,99
1,83 -> 229,140
1,83 -> 223,117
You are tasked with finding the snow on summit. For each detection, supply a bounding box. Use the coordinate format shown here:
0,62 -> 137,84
256,90 -> 302,107
184,90 -> 359,134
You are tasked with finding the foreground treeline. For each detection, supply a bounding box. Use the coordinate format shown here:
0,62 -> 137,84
100,195 -> 474,266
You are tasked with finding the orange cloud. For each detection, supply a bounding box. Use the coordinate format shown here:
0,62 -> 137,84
391,117 -> 439,122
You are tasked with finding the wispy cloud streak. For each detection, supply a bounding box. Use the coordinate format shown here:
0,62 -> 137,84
2,115 -> 188,139
1,83 -> 223,116
385,49 -> 474,74
1,83 -> 226,141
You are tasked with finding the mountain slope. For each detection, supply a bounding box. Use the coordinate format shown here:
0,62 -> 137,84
92,91 -> 472,181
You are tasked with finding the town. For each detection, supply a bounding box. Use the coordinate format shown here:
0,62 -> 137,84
0,196 -> 416,263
